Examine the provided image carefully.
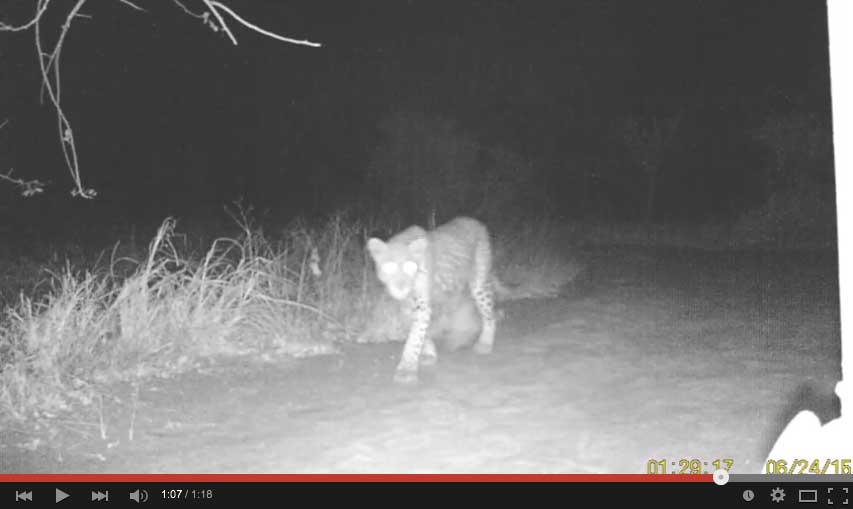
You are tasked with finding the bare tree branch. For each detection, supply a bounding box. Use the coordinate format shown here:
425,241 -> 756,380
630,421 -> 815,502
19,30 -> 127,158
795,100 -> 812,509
0,122 -> 45,196
39,0 -> 89,101
117,0 -> 147,13
1,0 -> 321,198
203,1 -> 322,47
201,0 -> 237,45
0,169 -> 48,197
0,0 -> 53,32
171,0 -> 206,20
33,0 -> 96,198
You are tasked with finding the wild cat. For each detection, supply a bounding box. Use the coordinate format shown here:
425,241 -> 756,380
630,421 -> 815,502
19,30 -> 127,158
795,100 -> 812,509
366,217 -> 496,384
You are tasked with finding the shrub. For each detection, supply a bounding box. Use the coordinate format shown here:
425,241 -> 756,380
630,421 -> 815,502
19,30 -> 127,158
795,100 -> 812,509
365,111 -> 542,223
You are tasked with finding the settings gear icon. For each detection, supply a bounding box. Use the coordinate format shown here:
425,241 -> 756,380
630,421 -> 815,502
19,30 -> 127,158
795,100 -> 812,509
770,487 -> 786,503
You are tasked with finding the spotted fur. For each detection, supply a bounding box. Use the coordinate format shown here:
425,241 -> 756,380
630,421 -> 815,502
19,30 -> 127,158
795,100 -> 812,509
366,216 -> 496,384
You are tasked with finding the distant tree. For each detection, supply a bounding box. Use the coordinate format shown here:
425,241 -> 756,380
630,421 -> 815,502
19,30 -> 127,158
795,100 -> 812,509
620,112 -> 682,225
0,0 -> 321,198
366,111 -> 539,225
749,112 -> 834,194
736,111 -> 836,246
367,112 -> 480,224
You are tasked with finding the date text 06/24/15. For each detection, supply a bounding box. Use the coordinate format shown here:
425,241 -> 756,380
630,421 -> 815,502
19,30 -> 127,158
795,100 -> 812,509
765,459 -> 852,474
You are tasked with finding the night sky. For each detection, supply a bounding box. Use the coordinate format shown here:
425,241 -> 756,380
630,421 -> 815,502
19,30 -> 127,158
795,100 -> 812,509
0,0 -> 832,239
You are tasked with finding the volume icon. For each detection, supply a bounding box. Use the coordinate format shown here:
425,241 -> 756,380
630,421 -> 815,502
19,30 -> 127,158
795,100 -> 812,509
129,489 -> 149,503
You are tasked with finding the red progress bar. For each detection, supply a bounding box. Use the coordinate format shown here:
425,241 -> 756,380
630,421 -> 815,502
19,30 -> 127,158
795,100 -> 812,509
0,474 -> 712,483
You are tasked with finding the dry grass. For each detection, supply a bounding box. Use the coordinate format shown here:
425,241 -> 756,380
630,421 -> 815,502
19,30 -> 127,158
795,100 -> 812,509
0,213 -> 579,423
0,214 -> 364,422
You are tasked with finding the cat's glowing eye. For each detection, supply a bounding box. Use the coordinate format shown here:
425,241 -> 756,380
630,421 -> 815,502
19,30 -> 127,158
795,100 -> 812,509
402,260 -> 418,275
380,262 -> 398,275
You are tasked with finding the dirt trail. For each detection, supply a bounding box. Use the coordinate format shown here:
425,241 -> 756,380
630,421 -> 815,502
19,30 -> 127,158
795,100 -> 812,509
2,248 -> 841,474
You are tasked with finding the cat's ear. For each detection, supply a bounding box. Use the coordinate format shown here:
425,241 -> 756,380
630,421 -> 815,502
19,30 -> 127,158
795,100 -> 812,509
366,238 -> 386,261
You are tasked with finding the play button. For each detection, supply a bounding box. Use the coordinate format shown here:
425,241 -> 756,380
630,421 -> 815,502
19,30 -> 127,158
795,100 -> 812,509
55,489 -> 70,503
